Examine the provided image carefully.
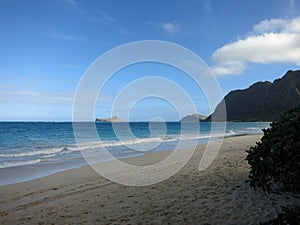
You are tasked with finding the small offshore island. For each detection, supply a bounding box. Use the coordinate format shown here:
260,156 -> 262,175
95,116 -> 124,122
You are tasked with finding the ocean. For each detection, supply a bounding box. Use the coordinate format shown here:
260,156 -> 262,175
0,122 -> 269,186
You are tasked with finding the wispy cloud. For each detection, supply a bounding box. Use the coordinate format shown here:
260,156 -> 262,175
0,84 -> 15,89
204,0 -> 212,14
62,0 -> 90,17
62,1 -> 122,34
0,90 -> 74,104
152,22 -> 181,36
64,0 -> 116,23
162,23 -> 178,35
52,33 -> 83,41
63,0 -> 80,8
211,17 -> 300,76
63,64 -> 80,69
287,0 -> 297,17
120,30 -> 129,36
95,10 -> 117,23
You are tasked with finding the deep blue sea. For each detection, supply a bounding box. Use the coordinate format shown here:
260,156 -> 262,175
0,122 -> 269,185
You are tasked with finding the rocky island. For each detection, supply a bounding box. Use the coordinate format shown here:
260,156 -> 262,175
180,114 -> 207,122
95,116 -> 124,122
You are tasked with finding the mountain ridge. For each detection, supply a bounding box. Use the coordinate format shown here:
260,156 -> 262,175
206,70 -> 300,122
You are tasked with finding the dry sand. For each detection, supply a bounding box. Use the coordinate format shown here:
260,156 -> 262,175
1,134 -> 299,225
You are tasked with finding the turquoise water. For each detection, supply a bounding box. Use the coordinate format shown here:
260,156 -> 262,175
0,122 -> 269,185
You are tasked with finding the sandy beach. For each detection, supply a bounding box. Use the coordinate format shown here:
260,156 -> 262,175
1,134 -> 299,225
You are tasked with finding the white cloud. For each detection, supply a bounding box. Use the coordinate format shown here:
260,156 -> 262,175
213,33 -> 300,64
159,22 -> 179,35
253,18 -> 288,33
254,17 -> 300,33
211,17 -> 300,76
212,62 -> 246,76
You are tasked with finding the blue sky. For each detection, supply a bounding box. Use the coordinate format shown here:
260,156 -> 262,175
0,0 -> 299,121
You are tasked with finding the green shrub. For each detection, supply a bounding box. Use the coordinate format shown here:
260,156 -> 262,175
260,206 -> 300,225
246,105 -> 300,193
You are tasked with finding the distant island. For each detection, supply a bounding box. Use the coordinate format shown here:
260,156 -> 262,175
206,70 -> 300,122
180,114 -> 207,122
95,116 -> 124,122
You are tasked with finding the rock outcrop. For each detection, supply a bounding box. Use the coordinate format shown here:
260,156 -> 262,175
95,116 -> 124,122
180,114 -> 207,122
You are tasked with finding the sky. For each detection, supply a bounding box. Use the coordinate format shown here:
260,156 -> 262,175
0,0 -> 299,121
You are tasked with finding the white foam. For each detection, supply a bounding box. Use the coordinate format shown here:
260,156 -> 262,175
0,159 -> 42,169
0,130 -> 240,168
0,147 -> 72,158
0,132 -> 233,159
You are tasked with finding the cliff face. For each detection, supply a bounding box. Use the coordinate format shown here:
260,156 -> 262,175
95,116 -> 124,122
207,70 -> 300,122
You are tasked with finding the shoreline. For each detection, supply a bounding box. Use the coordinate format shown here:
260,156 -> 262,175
2,134 -> 299,224
0,134 -> 253,187
0,132 -> 252,187
0,121 -> 270,186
